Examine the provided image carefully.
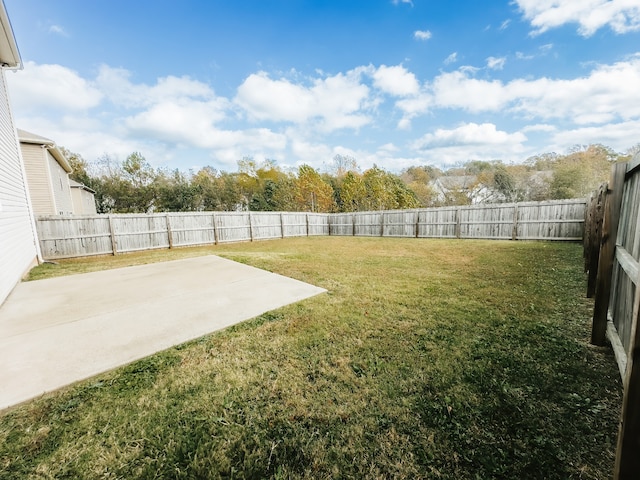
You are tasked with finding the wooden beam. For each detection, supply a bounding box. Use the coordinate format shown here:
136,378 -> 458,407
591,162 -> 627,345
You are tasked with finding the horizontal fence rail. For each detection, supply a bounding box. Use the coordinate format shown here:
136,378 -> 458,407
35,199 -> 587,260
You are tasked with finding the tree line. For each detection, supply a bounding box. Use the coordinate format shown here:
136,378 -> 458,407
64,144 -> 637,214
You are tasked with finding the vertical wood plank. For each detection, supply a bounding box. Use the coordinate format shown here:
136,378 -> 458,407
108,214 -> 117,255
592,163 -> 628,345
455,207 -> 461,239
512,204 -> 519,241
248,213 -> 254,241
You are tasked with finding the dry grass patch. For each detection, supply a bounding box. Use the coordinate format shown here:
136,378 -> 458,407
2,237 -> 622,479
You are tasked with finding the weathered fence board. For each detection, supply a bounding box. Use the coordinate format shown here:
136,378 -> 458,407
417,207 -> 458,238
329,213 -> 355,236
586,154 -> 640,478
307,213 -> 330,236
36,199 -> 586,260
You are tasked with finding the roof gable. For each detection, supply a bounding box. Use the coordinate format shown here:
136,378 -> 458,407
18,129 -> 72,173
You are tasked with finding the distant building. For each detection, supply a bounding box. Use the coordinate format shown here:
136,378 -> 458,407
0,3 -> 41,305
430,175 -> 502,205
70,179 -> 97,214
18,129 -> 74,216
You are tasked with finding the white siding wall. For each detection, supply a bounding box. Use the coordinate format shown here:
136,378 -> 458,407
0,70 -> 39,305
21,142 -> 55,215
48,153 -> 73,215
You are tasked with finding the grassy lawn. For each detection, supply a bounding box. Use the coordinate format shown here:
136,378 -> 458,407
1,237 -> 622,479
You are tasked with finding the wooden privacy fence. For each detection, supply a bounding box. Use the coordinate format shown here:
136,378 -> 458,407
586,154 -> 640,479
35,199 -> 586,260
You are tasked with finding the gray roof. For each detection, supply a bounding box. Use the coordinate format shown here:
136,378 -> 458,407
69,179 -> 96,194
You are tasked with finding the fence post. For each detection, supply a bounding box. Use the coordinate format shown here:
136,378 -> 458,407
212,213 -> 219,245
511,204 -> 519,241
455,208 -> 461,239
591,162 -> 627,346
280,212 -> 285,239
586,185 -> 606,298
248,212 -> 254,241
380,211 -> 385,237
107,214 -> 118,255
352,213 -> 356,236
415,210 -> 420,238
165,214 -> 174,249
306,213 -> 310,237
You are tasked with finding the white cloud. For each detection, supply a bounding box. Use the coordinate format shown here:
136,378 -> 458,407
548,120 -> 640,152
444,52 -> 458,65
392,0 -> 413,5
413,123 -> 527,149
432,70 -> 508,112
410,123 -> 528,164
7,61 -> 103,112
396,56 -> 640,125
96,65 -> 221,110
235,69 -> 373,131
48,25 -> 69,37
499,19 -> 512,30
372,65 -> 420,96
487,56 -> 507,70
414,30 -> 432,40
515,0 -> 640,36
522,124 -> 557,133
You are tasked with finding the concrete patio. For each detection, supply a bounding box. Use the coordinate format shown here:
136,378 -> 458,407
0,255 -> 326,410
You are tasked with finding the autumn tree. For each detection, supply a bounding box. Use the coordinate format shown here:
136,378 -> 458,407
294,165 -> 336,212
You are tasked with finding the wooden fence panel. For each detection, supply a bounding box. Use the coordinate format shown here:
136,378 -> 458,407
606,155 -> 640,479
110,215 -> 169,253
354,211 -> 382,236
417,207 -> 458,238
282,213 -> 307,237
251,212 -> 283,240
307,213 -> 329,236
213,212 -> 251,243
330,213 -> 354,236
168,213 -> 215,247
516,200 -> 585,240
36,215 -> 112,259
383,210 -> 417,237
607,164 -> 640,355
35,198 -> 587,259
459,204 -> 515,240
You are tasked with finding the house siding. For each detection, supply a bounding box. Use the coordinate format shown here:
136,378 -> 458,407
0,70 -> 39,305
48,153 -> 73,214
71,187 -> 97,214
21,142 -> 55,215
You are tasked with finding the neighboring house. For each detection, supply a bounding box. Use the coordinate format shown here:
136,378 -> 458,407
430,175 -> 501,205
69,179 -> 97,214
0,2 -> 41,305
18,128 -> 74,216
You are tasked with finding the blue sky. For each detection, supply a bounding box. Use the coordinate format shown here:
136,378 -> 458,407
5,0 -> 640,173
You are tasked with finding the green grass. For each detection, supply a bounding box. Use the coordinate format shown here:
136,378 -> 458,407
1,237 -> 622,479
